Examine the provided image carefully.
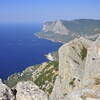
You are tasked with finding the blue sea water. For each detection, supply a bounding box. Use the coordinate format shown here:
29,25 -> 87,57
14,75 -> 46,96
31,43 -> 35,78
0,23 -> 62,79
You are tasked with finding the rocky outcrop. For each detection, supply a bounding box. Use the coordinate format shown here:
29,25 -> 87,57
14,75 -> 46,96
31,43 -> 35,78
0,79 -> 49,100
50,36 -> 100,100
16,81 -> 48,100
43,20 -> 70,35
0,79 -> 15,100
64,89 -> 100,100
83,36 -> 100,90
46,51 -> 59,61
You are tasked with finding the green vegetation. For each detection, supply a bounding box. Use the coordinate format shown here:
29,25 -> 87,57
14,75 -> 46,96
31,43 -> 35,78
63,19 -> 100,34
69,78 -> 76,88
34,61 -> 59,95
5,65 -> 39,88
5,61 -> 59,95
4,72 -> 33,88
95,78 -> 100,85
80,46 -> 87,60
63,93 -> 67,96
47,85 -> 53,94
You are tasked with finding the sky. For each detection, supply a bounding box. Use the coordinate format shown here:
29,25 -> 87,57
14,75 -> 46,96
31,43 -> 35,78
0,0 -> 100,23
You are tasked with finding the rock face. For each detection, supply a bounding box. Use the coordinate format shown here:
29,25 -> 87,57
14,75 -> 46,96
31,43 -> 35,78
83,37 -> 100,89
0,79 -> 15,100
16,81 -> 48,100
50,36 -> 100,100
64,89 -> 100,100
0,79 -> 49,100
43,20 -> 70,35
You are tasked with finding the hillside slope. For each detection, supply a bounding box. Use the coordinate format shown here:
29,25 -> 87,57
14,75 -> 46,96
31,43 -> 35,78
36,19 -> 100,43
5,61 -> 59,96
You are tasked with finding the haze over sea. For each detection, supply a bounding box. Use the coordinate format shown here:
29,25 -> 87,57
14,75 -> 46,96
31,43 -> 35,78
0,23 -> 62,79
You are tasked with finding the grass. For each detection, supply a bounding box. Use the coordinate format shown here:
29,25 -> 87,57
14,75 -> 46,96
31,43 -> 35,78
95,78 -> 100,85
80,46 -> 87,60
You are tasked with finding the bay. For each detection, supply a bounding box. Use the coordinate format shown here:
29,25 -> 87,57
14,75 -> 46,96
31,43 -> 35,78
0,23 -> 62,79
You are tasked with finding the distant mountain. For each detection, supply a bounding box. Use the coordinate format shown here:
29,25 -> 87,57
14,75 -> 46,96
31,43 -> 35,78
43,20 -> 70,35
61,19 -> 100,35
36,19 -> 100,43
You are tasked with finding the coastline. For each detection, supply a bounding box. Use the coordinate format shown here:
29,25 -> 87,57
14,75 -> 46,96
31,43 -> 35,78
5,32 -> 62,82
34,32 -> 65,44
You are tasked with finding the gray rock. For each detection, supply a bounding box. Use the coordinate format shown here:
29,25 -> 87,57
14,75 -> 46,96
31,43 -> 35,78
50,37 -> 92,100
64,89 -> 100,100
83,35 -> 100,89
43,20 -> 70,35
16,81 -> 48,100
49,77 -> 64,100
0,79 -> 2,83
50,36 -> 100,100
0,79 -> 15,100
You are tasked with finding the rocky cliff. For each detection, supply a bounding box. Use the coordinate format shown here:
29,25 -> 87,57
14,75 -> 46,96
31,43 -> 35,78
43,20 -> 70,35
0,79 -> 15,100
50,36 -> 100,100
1,36 -> 100,100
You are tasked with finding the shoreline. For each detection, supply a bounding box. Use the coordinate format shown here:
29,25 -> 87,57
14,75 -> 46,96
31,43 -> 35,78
34,32 -> 64,44
5,33 -> 62,81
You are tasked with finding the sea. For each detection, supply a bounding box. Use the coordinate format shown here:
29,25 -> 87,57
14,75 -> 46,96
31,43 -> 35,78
0,23 -> 62,79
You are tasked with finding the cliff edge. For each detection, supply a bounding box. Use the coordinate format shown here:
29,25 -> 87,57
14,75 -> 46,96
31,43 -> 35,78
1,36 -> 100,100
50,36 -> 100,100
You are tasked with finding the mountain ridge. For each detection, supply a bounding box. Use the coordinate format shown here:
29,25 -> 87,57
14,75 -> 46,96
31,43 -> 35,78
36,19 -> 100,43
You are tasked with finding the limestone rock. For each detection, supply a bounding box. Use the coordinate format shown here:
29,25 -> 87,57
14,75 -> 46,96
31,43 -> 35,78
83,35 -> 100,89
43,20 -> 70,35
58,37 -> 91,93
0,79 -> 2,83
64,89 -> 100,100
16,81 -> 48,100
50,36 -> 100,100
0,79 -> 15,100
49,77 -> 64,100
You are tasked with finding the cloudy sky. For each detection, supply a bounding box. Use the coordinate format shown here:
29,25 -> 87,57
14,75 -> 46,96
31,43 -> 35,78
0,0 -> 100,23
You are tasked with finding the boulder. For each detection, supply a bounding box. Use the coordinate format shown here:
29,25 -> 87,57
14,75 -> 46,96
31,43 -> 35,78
0,79 -> 15,100
16,81 -> 48,100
